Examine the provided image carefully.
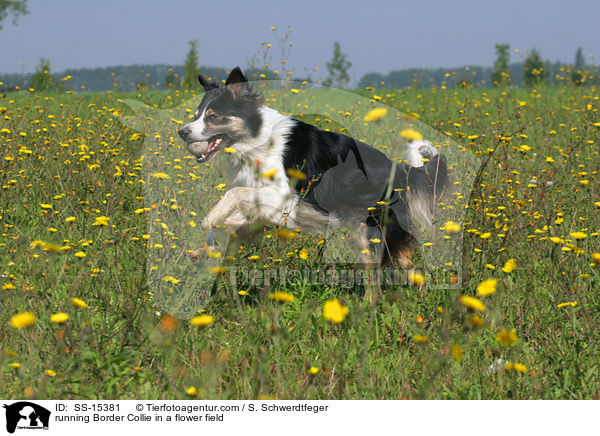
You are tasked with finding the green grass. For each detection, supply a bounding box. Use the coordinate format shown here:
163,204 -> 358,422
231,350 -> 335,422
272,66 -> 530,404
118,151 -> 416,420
0,84 -> 599,399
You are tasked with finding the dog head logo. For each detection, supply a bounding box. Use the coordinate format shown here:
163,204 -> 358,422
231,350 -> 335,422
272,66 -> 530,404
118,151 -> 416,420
3,402 -> 50,433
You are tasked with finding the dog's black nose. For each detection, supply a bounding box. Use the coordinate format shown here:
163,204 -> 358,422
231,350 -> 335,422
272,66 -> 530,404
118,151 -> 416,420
178,127 -> 190,139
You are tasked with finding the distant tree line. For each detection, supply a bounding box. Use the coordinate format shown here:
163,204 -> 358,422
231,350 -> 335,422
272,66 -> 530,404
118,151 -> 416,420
360,46 -> 596,88
0,43 -> 595,92
0,62 -> 278,92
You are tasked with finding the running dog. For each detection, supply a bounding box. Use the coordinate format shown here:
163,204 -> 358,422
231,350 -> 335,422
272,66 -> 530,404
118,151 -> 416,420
178,67 -> 448,267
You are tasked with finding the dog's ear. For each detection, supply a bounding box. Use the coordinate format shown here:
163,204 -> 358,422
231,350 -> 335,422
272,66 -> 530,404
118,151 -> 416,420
198,74 -> 211,90
225,67 -> 248,99
225,67 -> 247,85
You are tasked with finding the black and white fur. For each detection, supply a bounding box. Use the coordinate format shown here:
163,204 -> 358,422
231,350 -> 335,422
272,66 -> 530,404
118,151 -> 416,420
178,67 -> 448,267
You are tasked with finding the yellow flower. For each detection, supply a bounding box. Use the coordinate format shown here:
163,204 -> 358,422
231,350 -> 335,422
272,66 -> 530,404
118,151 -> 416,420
505,362 -> 528,373
162,276 -> 180,284
414,335 -> 429,343
592,253 -> 600,264
299,249 -> 309,259
92,216 -> 110,226
570,231 -> 587,240
322,298 -> 349,323
549,236 -> 564,244
400,128 -> 424,141
467,315 -> 485,327
2,283 -> 16,290
513,363 -> 528,373
224,147 -> 236,153
45,369 -> 56,377
309,366 -> 319,375
189,314 -> 214,327
50,313 -> 69,323
502,258 -> 516,273
364,107 -> 388,122
42,243 -> 62,253
248,255 -> 260,261
556,301 -> 577,308
30,240 -> 46,247
286,168 -> 307,180
186,386 -> 198,396
441,221 -> 461,233
476,278 -> 497,296
459,295 -> 486,312
275,229 -> 296,240
496,328 -> 518,346
9,362 -> 21,368
451,344 -> 463,362
480,232 -> 492,240
262,168 -> 278,179
72,297 -> 88,308
408,271 -> 425,285
65,216 -> 76,223
10,312 -> 36,329
151,172 -> 170,179
189,220 -> 196,228
238,290 -> 248,296
209,266 -> 227,274
74,251 -> 86,258
270,292 -> 295,303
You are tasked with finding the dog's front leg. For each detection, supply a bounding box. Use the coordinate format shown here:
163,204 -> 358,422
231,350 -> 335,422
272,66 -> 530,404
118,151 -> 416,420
201,186 -> 295,230
201,187 -> 254,230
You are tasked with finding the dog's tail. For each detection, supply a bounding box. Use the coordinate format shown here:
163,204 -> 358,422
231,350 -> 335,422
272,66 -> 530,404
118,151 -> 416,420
401,140 -> 448,229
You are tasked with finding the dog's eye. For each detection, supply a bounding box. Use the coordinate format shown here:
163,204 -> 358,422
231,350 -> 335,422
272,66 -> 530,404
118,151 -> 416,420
206,113 -> 218,121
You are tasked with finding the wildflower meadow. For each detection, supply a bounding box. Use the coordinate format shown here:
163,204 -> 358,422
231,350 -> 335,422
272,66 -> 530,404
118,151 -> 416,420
1,72 -> 599,400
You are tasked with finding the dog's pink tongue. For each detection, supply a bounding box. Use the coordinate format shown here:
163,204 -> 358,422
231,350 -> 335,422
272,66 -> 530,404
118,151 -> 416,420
208,139 -> 216,151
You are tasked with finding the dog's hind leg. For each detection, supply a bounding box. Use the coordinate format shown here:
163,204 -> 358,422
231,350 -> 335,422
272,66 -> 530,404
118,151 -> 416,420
380,212 -> 416,269
392,244 -> 414,269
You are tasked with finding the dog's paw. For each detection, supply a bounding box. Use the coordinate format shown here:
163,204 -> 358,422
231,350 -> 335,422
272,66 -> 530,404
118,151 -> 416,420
188,244 -> 220,262
188,248 -> 203,262
201,216 -> 213,230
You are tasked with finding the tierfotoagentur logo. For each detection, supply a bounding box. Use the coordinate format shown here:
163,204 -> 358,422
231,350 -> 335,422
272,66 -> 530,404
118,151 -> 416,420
3,402 -> 51,433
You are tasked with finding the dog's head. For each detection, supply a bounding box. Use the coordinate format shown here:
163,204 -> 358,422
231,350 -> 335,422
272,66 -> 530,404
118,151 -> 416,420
178,67 -> 263,163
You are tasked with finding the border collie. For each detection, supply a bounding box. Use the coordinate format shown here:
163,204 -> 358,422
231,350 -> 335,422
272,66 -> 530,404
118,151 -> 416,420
178,67 -> 448,268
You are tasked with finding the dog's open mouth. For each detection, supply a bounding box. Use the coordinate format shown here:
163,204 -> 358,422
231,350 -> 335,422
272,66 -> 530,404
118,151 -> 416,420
194,134 -> 228,163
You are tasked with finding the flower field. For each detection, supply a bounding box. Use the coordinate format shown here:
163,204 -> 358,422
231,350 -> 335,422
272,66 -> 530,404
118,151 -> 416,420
1,83 -> 599,399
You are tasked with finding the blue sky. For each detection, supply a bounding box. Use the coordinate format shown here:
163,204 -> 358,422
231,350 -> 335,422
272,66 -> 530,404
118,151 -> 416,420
1,0 -> 598,81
